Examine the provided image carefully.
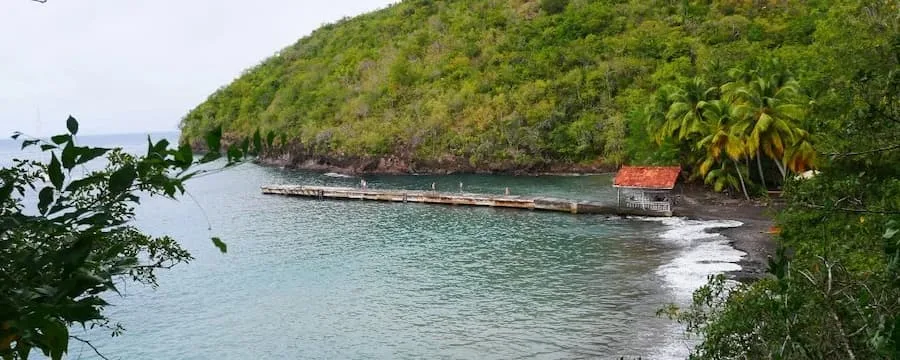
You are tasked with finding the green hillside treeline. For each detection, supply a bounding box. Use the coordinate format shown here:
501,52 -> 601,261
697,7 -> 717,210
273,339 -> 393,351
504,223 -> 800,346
181,0 -> 842,173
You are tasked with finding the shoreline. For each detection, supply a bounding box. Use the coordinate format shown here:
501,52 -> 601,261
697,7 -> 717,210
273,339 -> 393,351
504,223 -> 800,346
268,158 -> 777,282
673,185 -> 777,282
256,153 -> 616,176
718,220 -> 775,282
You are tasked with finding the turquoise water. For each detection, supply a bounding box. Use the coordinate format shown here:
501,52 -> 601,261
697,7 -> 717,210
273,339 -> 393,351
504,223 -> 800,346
2,134 -> 744,359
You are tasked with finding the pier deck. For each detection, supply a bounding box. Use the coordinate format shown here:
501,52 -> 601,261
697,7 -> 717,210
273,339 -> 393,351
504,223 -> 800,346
261,185 -> 673,217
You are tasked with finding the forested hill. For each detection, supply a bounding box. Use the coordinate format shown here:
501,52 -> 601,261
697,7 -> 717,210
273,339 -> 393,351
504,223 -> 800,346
179,0 -> 890,176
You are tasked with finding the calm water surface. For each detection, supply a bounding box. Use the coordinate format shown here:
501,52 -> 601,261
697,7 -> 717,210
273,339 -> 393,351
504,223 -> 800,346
2,134 -> 743,359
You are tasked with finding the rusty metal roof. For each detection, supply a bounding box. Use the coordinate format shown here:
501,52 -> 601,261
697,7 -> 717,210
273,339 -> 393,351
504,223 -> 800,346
613,166 -> 682,189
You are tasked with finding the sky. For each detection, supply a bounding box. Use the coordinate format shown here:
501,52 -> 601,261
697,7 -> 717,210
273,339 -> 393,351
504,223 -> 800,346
0,0 -> 396,137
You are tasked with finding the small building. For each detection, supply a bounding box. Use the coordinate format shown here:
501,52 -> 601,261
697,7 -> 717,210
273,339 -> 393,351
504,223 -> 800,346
613,166 -> 681,216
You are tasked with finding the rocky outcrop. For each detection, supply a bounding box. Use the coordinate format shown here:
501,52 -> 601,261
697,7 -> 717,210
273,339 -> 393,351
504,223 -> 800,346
256,145 -> 613,175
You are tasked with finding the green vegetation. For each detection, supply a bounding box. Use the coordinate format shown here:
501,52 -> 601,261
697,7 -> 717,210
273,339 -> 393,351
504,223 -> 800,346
0,119 -> 251,360
650,65 -> 814,199
659,1 -> 900,357
180,0 -> 853,172
665,69 -> 900,357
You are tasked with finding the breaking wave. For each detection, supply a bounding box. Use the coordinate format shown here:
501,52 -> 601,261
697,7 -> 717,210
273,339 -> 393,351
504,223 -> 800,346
639,217 -> 746,360
323,172 -> 354,178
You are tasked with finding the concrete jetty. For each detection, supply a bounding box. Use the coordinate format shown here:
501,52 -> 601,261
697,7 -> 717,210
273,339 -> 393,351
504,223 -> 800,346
261,185 -> 673,216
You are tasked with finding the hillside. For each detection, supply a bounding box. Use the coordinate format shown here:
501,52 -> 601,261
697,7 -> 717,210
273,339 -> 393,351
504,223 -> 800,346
180,0 -> 872,174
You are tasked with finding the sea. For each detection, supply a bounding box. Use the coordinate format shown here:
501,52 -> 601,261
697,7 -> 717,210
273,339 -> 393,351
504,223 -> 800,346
0,133 -> 744,359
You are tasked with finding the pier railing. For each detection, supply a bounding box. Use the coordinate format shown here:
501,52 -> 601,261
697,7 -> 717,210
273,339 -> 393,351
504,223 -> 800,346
624,200 -> 671,213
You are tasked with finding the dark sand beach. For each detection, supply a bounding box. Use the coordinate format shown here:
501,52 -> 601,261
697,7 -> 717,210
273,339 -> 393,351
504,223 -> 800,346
675,184 -> 778,282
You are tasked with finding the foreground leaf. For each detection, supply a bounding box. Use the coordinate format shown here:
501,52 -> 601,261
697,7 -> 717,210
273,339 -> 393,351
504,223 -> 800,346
48,154 -> 63,189
66,115 -> 79,135
38,186 -> 54,214
205,126 -> 222,153
211,237 -> 228,253
108,164 -> 136,194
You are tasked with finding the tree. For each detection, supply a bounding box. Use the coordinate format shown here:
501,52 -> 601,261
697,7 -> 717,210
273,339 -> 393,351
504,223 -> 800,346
0,117 -> 252,360
652,68 -> 815,197
695,99 -> 751,200
783,127 -> 816,174
656,77 -> 718,143
725,69 -> 806,188
540,0 -> 569,15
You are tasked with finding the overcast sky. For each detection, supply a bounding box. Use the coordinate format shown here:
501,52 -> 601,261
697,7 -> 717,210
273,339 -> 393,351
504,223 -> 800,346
0,0 -> 396,137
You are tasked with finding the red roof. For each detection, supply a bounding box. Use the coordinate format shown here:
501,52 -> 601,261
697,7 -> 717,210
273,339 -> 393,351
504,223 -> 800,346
613,166 -> 682,189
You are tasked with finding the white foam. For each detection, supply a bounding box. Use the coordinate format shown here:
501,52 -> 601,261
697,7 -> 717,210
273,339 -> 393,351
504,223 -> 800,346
645,217 -> 745,301
323,172 -> 354,178
655,217 -> 744,243
641,217 -> 746,360
657,239 -> 744,300
648,321 -> 696,360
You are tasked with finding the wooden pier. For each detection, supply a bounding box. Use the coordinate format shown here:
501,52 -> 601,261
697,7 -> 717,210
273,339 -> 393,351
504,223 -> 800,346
261,185 -> 673,217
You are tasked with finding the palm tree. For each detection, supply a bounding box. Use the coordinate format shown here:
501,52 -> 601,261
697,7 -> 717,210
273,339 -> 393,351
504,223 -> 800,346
725,72 -> 804,189
646,86 -> 676,144
704,162 -> 744,195
783,128 -> 817,174
656,77 -> 718,143
695,99 -> 751,200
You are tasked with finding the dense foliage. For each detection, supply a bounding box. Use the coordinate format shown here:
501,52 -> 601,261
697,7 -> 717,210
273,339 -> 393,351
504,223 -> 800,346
181,0 -> 850,171
649,66 -> 815,198
662,1 -> 900,358
0,119 -> 251,360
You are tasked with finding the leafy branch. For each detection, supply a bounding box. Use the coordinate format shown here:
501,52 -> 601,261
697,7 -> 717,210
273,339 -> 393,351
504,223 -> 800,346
69,336 -> 109,360
825,143 -> 900,158
1,116 -> 261,360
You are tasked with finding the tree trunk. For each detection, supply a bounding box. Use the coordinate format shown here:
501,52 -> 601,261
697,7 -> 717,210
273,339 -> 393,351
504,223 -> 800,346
774,157 -> 787,181
746,156 -> 752,182
734,160 -> 750,201
756,149 -> 768,190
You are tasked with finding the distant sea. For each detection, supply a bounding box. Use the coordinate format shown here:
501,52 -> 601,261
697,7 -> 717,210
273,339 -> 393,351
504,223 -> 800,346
1,132 -> 744,359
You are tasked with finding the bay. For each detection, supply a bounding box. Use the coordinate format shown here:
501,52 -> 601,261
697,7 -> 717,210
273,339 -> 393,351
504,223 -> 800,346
2,133 -> 743,359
